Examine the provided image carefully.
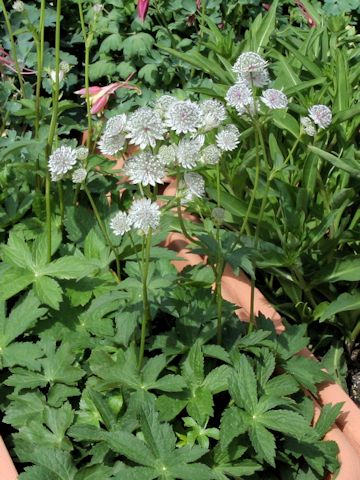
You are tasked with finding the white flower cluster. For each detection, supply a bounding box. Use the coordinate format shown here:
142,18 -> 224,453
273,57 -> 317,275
226,51 -> 288,115
110,198 -> 161,236
48,145 -> 88,182
301,104 -> 332,136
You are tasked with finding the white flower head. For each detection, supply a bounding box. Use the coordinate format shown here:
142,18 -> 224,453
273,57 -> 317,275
261,89 -> 288,109
212,207 -> 225,225
126,107 -> 166,149
128,198 -> 161,234
226,81 -> 253,110
72,167 -> 87,184
166,100 -> 202,134
13,0 -> 24,12
183,172 -> 205,200
110,211 -> 132,237
48,146 -> 77,181
98,132 -> 126,156
201,144 -> 222,165
76,146 -> 88,161
176,137 -> 203,169
105,114 -> 127,137
308,105 -> 332,129
200,99 -> 227,131
93,3 -> 103,14
233,51 -> 270,87
154,95 -> 178,118
123,152 -> 166,186
216,125 -> 240,152
157,144 -> 176,166
300,116 -> 316,137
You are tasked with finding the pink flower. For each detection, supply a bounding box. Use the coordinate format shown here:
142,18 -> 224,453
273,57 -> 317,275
74,75 -> 141,114
137,0 -> 149,22
0,47 -> 35,75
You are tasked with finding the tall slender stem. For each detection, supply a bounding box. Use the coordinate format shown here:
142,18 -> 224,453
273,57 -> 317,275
0,0 -> 25,96
45,0 -> 62,262
78,2 -> 93,152
215,162 -> 223,344
84,185 -> 121,281
138,229 -> 152,370
35,0 -> 46,189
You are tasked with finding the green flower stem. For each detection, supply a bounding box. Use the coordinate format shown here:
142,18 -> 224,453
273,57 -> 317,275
84,185 -> 121,281
34,0 -> 46,190
215,161 -> 223,345
283,136 -> 301,166
78,2 -> 93,153
45,0 -> 62,262
138,229 -> 152,370
0,0 -> 25,96
57,181 -> 64,228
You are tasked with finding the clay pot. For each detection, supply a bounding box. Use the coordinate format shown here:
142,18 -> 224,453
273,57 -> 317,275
162,179 -> 360,479
0,436 -> 18,479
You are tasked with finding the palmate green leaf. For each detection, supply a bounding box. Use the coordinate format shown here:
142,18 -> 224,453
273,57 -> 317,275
112,466 -> 158,480
156,395 -> 188,421
264,374 -> 299,397
140,404 -> 176,460
168,463 -> 214,480
39,255 -> 99,280
276,323 -> 309,360
0,264 -> 34,301
213,460 -> 262,479
203,365 -> 232,394
248,423 -> 276,467
87,389 -> 117,431
258,409 -> 317,441
187,386 -> 214,424
220,406 -> 249,449
5,368 -> 48,390
151,374 -> 187,392
20,465 -> 54,480
17,447 -> 77,480
90,348 -> 140,390
282,356 -> 329,394
314,403 -> 343,438
3,392 -> 46,428
1,342 -> 43,369
74,465 -> 114,480
106,431 -> 156,466
315,292 -> 360,323
256,349 -> 276,390
41,340 -> 85,385
1,232 -> 33,269
182,340 -> 204,387
229,356 -> 258,414
34,276 -> 62,310
0,292 -> 46,347
142,354 -> 167,385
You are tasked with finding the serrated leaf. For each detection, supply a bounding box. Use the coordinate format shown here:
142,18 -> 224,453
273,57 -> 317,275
203,365 -> 231,394
3,392 -> 46,428
1,232 -> 33,269
314,403 -> 343,438
168,463 -> 214,480
259,409 -> 316,440
105,431 -> 156,466
264,374 -> 299,397
182,340 -> 204,387
187,386 -> 213,424
229,356 -> 258,414
282,356 -> 329,394
152,374 -> 187,392
18,447 -> 77,480
34,276 -> 62,309
248,423 -> 276,467
314,292 -> 360,323
220,406 -> 249,449
0,264 -> 34,301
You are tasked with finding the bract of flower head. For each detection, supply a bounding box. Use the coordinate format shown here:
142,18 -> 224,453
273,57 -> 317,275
93,3 -> 103,14
104,114 -> 127,137
72,167 -> 87,184
216,124 -> 240,152
126,107 -> 166,149
166,100 -> 203,134
110,211 -> 132,237
48,146 -> 77,181
233,51 -> 270,87
157,145 -> 176,166
128,198 -> 161,234
300,116 -> 316,137
308,104 -> 332,129
260,89 -> 288,109
225,81 -> 253,111
97,132 -> 126,156
212,207 -> 225,225
123,152 -> 166,187
76,146 -> 89,161
201,144 -> 222,165
13,1 -> 24,12
200,99 -> 227,131
154,95 -> 178,118
176,136 -> 204,169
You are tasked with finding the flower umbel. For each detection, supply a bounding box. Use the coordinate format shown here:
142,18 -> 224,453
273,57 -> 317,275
176,137 -> 204,169
166,100 -> 202,134
128,198 -> 161,234
72,168 -> 87,184
216,125 -> 240,152
233,52 -> 269,87
48,146 -> 77,181
260,89 -> 288,109
97,132 -> 126,156
300,116 -> 316,136
110,211 -> 132,237
183,172 -> 205,203
126,107 -> 166,149
308,104 -> 332,129
123,152 -> 166,186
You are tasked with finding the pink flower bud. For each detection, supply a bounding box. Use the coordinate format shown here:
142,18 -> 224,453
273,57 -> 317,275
137,0 -> 149,22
